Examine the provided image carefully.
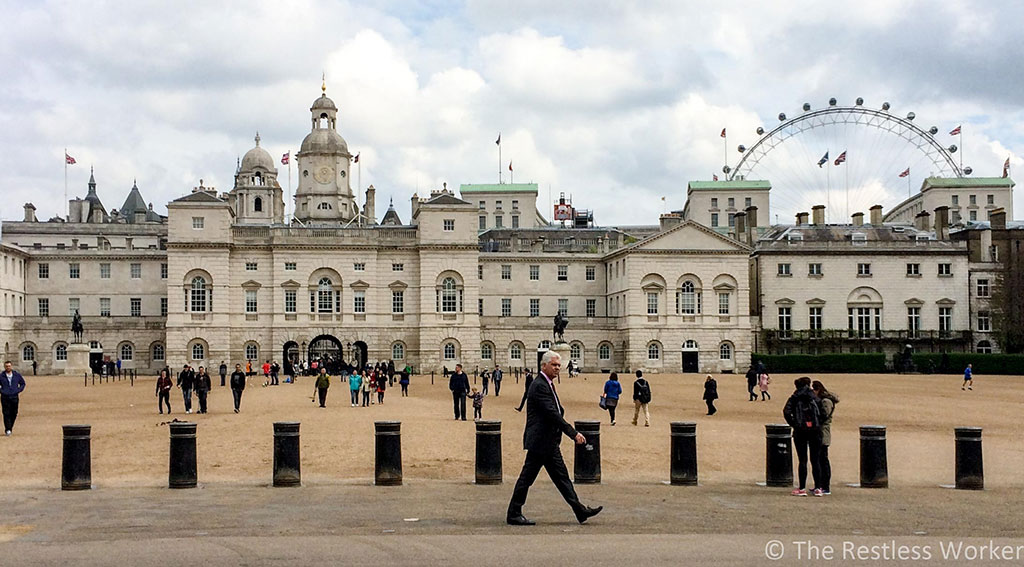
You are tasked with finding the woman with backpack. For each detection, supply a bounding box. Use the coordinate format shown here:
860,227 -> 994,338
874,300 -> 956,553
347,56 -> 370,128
783,377 -> 824,497
631,370 -> 652,426
812,380 -> 838,496
601,373 -> 622,426
702,374 -> 718,415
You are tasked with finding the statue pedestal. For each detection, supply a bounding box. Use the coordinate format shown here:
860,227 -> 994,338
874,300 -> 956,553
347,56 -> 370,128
550,341 -> 572,362
65,343 -> 91,376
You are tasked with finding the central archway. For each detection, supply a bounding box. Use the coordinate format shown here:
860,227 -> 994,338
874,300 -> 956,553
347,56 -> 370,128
308,335 -> 343,374
282,341 -> 299,376
352,340 -> 368,371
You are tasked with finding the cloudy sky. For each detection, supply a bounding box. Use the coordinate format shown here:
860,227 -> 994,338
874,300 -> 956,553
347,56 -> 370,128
1,0 -> 1021,226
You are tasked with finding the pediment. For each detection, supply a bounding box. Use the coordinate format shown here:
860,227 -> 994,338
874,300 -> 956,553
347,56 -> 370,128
350,279 -> 370,290
775,298 -> 795,306
240,279 -> 261,289
936,298 -> 956,305
626,221 -> 750,253
388,280 -> 408,290
806,298 -> 826,305
904,297 -> 924,306
279,279 -> 301,288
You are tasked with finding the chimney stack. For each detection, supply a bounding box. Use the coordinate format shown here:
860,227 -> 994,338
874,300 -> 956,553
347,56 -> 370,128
745,206 -> 757,241
659,213 -> 683,231
869,205 -> 883,226
812,205 -> 825,226
934,206 -> 950,240
410,193 -> 420,221
796,212 -> 809,226
23,203 -> 36,222
990,208 -> 1007,230
734,211 -> 747,243
851,212 -> 864,226
364,185 -> 376,226
914,210 -> 931,232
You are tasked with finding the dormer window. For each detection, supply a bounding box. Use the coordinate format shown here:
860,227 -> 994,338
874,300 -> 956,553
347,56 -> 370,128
852,233 -> 867,245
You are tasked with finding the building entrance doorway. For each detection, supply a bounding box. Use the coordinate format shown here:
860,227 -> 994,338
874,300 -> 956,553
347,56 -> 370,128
309,335 -> 343,374
681,340 -> 699,373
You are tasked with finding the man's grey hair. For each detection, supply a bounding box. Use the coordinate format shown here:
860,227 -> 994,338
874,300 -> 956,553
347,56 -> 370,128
541,350 -> 562,366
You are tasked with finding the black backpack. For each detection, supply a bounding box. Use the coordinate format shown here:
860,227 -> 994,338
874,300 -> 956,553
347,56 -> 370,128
636,380 -> 652,404
792,394 -> 821,431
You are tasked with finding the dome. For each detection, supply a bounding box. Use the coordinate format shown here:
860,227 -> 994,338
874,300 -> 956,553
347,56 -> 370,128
311,94 -> 337,111
240,133 -> 275,171
300,128 -> 349,155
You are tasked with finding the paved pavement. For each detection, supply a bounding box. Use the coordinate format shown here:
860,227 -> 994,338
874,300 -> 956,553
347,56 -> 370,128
3,481 -> 1024,565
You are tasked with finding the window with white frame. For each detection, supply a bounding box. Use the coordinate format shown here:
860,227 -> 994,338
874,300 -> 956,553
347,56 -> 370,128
558,298 -> 568,317
317,278 -> 335,313
245,290 -> 258,313
907,307 -> 921,337
529,265 -> 540,280
857,263 -> 871,276
190,276 -> 208,312
501,265 -> 511,280
130,298 -> 141,317
570,343 -> 581,360
494,215 -> 503,228
599,343 -> 611,360
647,343 -> 660,360
37,298 -> 48,317
510,343 -> 522,360
907,263 -> 920,276
131,263 -> 142,278
100,263 -> 111,279
680,281 -> 697,314
392,263 -> 404,272
245,262 -> 257,271
443,343 -> 456,360
285,290 -> 296,313
586,266 -> 596,281
38,263 -> 49,279
354,263 -> 365,272
808,263 -> 822,276
777,263 -> 790,276
440,277 -> 459,312
245,344 -> 258,360
392,343 -> 405,360
938,307 -> 952,335
100,297 -> 110,317
978,311 -> 991,331
392,290 -> 404,313
540,340 -> 551,350
192,217 -> 204,229
285,262 -> 296,271
443,219 -> 454,231
977,341 -> 993,354
557,265 -> 568,281
161,263 -> 168,279
22,345 -> 34,361
647,292 -> 659,315
478,265 -> 483,280
809,306 -> 823,331
977,279 -> 990,297
120,343 -> 133,360
938,263 -> 952,276
69,263 -> 80,279
161,297 -> 168,316
586,298 -> 596,318
481,343 -> 493,360
501,298 -> 511,317
718,292 -> 730,315
778,307 -> 792,337
56,343 -> 67,361
353,290 -> 366,314
69,297 -> 80,316
530,298 -> 540,317
478,298 -> 483,316
719,342 -> 732,360
152,344 -> 165,361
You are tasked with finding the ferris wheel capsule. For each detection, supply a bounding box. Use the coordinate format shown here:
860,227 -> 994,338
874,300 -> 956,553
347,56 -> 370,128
828,98 -> 837,106
929,126 -> 938,135
882,102 -> 891,111
756,127 -> 765,135
964,166 -> 973,175
803,103 -> 811,111
722,165 -> 731,174
737,145 -> 746,153
778,113 -> 787,121
948,145 -> 957,153
907,112 -> 916,121
856,97 -> 864,106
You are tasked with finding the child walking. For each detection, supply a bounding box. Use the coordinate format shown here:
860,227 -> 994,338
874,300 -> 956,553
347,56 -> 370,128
470,387 -> 484,420
759,371 -> 772,401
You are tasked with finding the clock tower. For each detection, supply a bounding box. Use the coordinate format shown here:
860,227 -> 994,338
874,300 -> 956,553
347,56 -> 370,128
294,84 -> 357,223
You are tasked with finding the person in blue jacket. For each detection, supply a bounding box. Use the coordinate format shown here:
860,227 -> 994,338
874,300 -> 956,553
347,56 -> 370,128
601,372 -> 622,425
349,370 -> 362,407
1,360 -> 27,436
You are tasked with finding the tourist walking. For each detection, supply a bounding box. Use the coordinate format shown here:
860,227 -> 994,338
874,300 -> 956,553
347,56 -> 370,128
507,350 -> 602,526
746,365 -> 758,401
376,371 -> 387,404
177,364 -> 195,414
219,361 -> 228,387
631,370 -> 652,426
962,363 -> 973,390
758,369 -> 772,401
601,373 -> 622,426
493,365 -> 503,396
271,361 -> 280,386
470,387 -> 484,420
449,363 -> 470,420
314,367 -> 330,408
230,363 -> 246,413
361,370 -> 373,407
156,368 -> 173,414
399,371 -> 410,396
783,377 -> 824,496
31,360 -> 37,376
349,370 -> 362,406
703,374 -> 718,415
514,369 -> 534,412
195,366 -> 211,414
812,380 -> 838,495
481,368 -> 490,396
1,361 -> 26,436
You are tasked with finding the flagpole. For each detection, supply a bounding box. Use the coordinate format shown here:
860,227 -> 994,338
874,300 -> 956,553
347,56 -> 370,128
723,133 -> 727,173
498,134 -> 502,184
64,148 -> 68,220
845,161 -> 849,222
287,155 -> 292,224
825,154 -> 831,224
959,129 -> 963,174
510,162 -> 513,184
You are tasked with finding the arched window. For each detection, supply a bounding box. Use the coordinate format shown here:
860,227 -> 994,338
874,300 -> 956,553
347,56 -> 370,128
719,342 -> 733,360
317,277 -> 335,313
481,343 -> 493,360
680,281 -> 696,314
22,344 -> 34,361
441,277 -> 458,313
192,343 -> 205,360
684,339 -> 698,350
254,196 -> 263,212
443,343 -> 456,360
647,342 -> 661,360
120,343 -> 134,361
598,343 -> 611,360
152,344 -> 165,361
245,343 -> 258,360
392,343 -> 405,360
539,340 -> 551,350
55,344 -> 68,361
509,343 -> 522,361
977,340 -> 993,354
570,343 -> 582,360
190,276 -> 208,312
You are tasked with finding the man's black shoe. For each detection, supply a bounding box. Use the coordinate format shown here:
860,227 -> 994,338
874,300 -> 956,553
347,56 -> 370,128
575,505 -> 603,524
506,515 -> 536,526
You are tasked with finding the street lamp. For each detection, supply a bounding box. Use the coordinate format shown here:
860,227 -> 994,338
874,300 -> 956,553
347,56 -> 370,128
301,340 -> 307,363
346,342 -> 351,364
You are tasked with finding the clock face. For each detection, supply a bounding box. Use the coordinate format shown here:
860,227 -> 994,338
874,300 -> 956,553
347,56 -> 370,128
339,170 -> 346,178
314,166 -> 334,184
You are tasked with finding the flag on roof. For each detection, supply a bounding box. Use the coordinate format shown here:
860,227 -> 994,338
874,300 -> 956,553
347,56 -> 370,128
65,153 -> 76,165
495,133 -> 501,145
1004,157 -> 1011,178
898,167 -> 910,178
817,151 -> 829,167
281,152 -> 290,165
834,151 -> 847,166
508,161 -> 513,172
713,174 -> 719,181
720,128 -> 726,138
949,125 -> 961,136
353,153 -> 359,164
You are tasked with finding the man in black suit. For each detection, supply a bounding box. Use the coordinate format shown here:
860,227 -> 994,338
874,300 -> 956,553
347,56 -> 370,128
507,350 -> 602,526
449,363 -> 470,420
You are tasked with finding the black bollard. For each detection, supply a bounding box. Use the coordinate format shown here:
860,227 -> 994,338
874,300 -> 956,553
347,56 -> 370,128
475,420 -> 502,484
955,427 -> 984,490
374,421 -> 402,486
765,424 -> 794,487
859,425 -> 888,488
168,422 -> 198,489
61,424 -> 92,490
573,420 -> 601,484
670,422 -> 698,486
273,422 -> 301,487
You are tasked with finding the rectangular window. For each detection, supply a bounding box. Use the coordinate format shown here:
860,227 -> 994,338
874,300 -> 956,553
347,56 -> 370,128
501,298 -> 511,317
557,265 -> 568,281
130,297 -> 141,317
501,265 -> 511,280
529,265 -> 540,281
939,307 -> 953,335
907,307 -> 921,338
711,197 -> 718,208
777,263 -> 791,276
586,298 -> 596,318
478,200 -> 486,210
718,292 -> 730,315
161,263 -> 168,279
495,200 -> 502,210
970,194 -> 977,205
38,263 -> 49,279
100,297 -> 111,317
778,307 -> 792,337
478,265 -> 483,280
969,210 -> 977,221
511,216 -> 519,229
392,290 -> 404,314
160,297 -> 168,317
938,263 -> 952,276
711,213 -> 719,227
353,290 -> 365,313
38,298 -> 48,317
285,290 -> 297,313
906,263 -> 920,276
727,197 -> 735,208
988,194 -> 995,205
443,219 -> 454,231
479,215 -> 487,230
477,298 -> 483,316
858,263 -> 871,276
245,290 -> 257,313
745,197 -> 752,208
530,298 -> 540,317
244,262 -> 257,271
558,298 -> 569,317
512,199 -> 519,210
647,292 -> 659,315
354,263 -> 365,272
952,195 -> 959,206
392,263 -> 404,272
285,262 -> 297,271
69,263 -> 80,279
69,298 -> 80,316
808,263 -> 822,276
131,263 -> 142,279
586,266 -> 596,281
809,306 -> 823,331
728,213 -> 736,227
977,279 -> 990,297
494,215 -> 503,228
978,310 -> 991,331
192,217 -> 204,229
